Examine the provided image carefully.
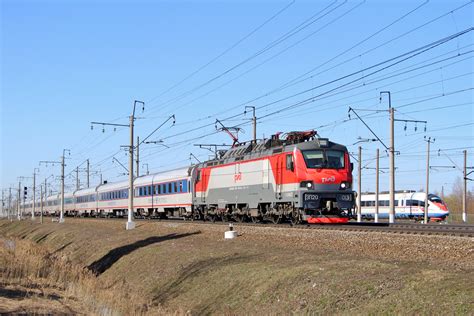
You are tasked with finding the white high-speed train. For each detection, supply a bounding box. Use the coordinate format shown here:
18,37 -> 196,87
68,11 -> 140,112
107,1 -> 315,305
358,191 -> 449,221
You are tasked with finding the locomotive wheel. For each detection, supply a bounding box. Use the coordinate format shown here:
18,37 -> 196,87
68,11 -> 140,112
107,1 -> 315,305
250,216 -> 260,223
289,214 -> 301,226
269,215 -> 282,224
235,215 -> 246,223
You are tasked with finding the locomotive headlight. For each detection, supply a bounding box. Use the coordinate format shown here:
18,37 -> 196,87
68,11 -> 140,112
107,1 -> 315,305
339,181 -> 350,190
300,181 -> 314,189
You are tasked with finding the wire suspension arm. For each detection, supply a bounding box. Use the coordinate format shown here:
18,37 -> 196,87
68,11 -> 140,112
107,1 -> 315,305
348,107 -> 389,150
139,114 -> 175,146
112,157 -> 129,174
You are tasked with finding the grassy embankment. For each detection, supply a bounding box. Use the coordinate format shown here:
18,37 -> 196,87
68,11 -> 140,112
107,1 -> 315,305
0,218 -> 473,315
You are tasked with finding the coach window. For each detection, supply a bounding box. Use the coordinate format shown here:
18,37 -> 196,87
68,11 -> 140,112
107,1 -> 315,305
174,182 -> 178,193
149,186 -> 153,195
168,183 -> 172,193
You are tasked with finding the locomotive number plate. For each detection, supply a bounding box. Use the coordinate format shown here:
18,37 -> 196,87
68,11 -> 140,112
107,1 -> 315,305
304,193 -> 319,201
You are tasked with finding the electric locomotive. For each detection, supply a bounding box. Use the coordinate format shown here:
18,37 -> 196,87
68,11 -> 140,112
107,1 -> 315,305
191,131 -> 355,224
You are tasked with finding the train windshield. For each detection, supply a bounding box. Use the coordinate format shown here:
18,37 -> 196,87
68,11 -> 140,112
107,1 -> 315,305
302,150 -> 345,169
428,194 -> 444,203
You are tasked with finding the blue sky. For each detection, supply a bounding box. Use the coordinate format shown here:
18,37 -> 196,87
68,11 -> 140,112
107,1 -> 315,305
1,0 -> 473,198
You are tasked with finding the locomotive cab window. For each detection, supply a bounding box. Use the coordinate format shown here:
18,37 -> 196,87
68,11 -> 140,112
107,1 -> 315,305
302,150 -> 344,169
302,150 -> 324,168
326,150 -> 344,169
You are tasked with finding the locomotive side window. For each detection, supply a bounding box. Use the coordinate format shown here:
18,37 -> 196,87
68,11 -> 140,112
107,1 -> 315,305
286,154 -> 294,171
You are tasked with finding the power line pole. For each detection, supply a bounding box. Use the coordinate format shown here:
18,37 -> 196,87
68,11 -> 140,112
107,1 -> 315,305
17,181 -> 21,220
32,168 -> 39,221
136,136 -> 140,178
75,167 -> 79,191
61,154 -> 65,223
60,149 -> 70,223
424,137 -> 435,224
463,150 -> 467,223
380,91 -> 396,224
375,148 -> 379,223
245,106 -> 257,144
40,184 -> 44,224
8,187 -> 12,221
86,159 -> 90,188
1,190 -> 4,218
127,105 -> 136,229
91,100 -> 145,230
357,146 -> 362,223
389,107 -> 395,224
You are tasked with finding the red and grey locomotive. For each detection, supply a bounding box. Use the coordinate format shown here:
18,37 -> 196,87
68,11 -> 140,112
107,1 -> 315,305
192,131 -> 355,224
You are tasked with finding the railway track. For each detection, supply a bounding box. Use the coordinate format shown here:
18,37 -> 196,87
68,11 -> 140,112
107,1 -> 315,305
64,217 -> 474,237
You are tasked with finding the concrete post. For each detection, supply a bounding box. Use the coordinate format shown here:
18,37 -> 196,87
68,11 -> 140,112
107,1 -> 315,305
357,146 -> 362,222
375,148 -> 379,223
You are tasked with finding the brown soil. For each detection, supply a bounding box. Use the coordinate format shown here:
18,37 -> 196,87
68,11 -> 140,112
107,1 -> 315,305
0,218 -> 472,315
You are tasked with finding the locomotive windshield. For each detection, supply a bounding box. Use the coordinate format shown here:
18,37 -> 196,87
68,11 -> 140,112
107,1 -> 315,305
428,194 -> 444,203
302,150 -> 345,169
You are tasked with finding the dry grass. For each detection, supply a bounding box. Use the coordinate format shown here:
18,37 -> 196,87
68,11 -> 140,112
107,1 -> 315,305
0,237 -> 161,315
0,218 -> 472,315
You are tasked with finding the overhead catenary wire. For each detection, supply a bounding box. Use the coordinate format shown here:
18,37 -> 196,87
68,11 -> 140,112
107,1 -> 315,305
151,29 -> 472,145
148,0 -> 347,114
146,0 -> 297,105
171,0 -> 470,126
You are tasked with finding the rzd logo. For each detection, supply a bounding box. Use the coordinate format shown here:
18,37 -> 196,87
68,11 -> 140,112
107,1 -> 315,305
234,173 -> 242,182
321,176 -> 336,183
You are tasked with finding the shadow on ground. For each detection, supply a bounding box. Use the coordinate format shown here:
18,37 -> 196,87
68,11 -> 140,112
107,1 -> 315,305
0,287 -> 62,301
86,232 -> 201,276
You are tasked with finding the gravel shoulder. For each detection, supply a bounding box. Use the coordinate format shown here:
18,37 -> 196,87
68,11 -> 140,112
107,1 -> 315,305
0,218 -> 472,315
